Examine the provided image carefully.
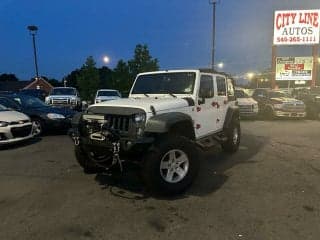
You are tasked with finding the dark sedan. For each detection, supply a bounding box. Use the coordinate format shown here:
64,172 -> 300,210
0,94 -> 76,135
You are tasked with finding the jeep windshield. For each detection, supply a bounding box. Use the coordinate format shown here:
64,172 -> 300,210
51,88 -> 76,96
131,72 -> 196,95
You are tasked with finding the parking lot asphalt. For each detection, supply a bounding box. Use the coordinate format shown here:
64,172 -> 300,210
0,120 -> 320,240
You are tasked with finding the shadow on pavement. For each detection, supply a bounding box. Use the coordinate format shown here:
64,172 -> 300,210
94,133 -> 268,200
0,136 -> 42,151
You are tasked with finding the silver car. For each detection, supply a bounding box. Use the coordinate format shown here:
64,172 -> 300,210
0,104 -> 35,145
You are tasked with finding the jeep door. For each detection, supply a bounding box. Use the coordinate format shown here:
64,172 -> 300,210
214,76 -> 229,130
195,74 -> 219,138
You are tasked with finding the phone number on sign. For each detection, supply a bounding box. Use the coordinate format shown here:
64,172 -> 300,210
276,36 -> 317,44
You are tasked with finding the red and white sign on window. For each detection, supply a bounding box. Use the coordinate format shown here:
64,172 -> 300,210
273,9 -> 320,45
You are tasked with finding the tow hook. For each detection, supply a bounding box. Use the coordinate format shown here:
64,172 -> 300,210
68,129 -> 80,146
112,142 -> 123,172
73,136 -> 80,146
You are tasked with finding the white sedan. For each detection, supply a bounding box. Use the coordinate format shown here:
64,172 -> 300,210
0,104 -> 35,145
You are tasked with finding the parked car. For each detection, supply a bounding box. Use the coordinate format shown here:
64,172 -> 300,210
19,89 -> 47,101
94,89 -> 121,104
0,104 -> 35,145
235,88 -> 259,117
45,87 -> 81,111
295,87 -> 320,119
70,69 -> 240,195
252,88 -> 306,119
0,94 -> 76,135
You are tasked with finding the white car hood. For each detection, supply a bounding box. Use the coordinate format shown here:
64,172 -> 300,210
237,98 -> 257,105
90,97 -> 190,113
0,110 -> 29,122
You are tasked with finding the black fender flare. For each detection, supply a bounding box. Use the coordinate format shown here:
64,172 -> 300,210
223,106 -> 240,130
145,112 -> 195,140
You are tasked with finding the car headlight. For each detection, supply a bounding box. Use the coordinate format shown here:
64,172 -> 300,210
273,103 -> 283,109
0,121 -> 9,127
47,113 -> 65,119
134,113 -> 146,123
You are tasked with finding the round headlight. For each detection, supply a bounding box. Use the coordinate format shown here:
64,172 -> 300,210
135,113 -> 146,123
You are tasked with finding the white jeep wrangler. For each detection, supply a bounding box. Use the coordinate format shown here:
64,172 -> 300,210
70,69 -> 240,195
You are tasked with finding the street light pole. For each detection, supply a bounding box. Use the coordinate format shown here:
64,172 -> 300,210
27,25 -> 39,78
209,0 -> 218,72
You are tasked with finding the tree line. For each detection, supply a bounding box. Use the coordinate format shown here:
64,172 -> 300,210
0,44 -> 159,100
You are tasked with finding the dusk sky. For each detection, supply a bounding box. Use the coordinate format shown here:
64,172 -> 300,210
0,0 -> 319,80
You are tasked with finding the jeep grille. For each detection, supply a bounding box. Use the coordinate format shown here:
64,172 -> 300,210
105,115 -> 131,132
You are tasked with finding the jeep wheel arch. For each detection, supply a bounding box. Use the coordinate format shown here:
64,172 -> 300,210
223,106 -> 240,130
145,112 -> 195,140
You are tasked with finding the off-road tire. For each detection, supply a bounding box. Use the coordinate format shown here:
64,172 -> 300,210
75,145 -> 102,174
222,120 -> 241,153
142,135 -> 199,195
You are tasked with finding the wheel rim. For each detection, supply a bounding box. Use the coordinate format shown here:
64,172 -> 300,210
232,127 -> 239,145
160,149 -> 189,183
33,120 -> 42,135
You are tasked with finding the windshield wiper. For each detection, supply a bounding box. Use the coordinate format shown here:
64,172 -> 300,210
143,93 -> 150,97
168,93 -> 177,98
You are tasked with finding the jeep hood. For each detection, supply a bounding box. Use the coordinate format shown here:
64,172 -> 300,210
90,97 -> 190,113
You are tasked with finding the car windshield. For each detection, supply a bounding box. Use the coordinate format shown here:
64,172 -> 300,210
235,90 -> 249,98
131,72 -> 196,95
13,95 -> 48,108
97,91 -> 119,97
268,91 -> 288,98
51,88 -> 76,95
0,104 -> 8,111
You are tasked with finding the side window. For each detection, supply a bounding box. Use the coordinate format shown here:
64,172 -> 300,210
227,79 -> 235,97
216,77 -> 227,96
199,75 -> 214,98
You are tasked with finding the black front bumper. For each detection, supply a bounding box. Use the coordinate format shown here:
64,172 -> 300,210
43,118 -> 72,131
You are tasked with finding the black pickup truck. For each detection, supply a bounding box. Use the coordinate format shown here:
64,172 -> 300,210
294,87 -> 320,120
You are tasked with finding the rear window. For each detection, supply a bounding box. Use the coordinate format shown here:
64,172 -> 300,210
216,77 -> 227,96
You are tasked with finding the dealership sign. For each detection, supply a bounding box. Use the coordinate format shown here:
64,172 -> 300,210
276,57 -> 313,81
273,9 -> 320,45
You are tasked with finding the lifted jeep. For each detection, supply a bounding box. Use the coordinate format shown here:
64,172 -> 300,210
70,69 -> 240,195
